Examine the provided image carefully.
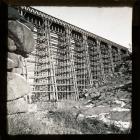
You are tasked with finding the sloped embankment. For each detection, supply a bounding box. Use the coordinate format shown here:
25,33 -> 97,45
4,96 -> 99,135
8,74 -> 132,134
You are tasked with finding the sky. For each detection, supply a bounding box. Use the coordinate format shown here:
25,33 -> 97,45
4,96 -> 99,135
33,6 -> 132,49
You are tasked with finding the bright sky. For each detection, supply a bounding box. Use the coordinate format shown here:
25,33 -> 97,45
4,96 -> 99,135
33,6 -> 132,49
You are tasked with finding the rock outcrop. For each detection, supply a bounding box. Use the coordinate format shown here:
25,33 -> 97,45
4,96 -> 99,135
8,20 -> 35,56
7,17 -> 35,114
7,72 -> 30,101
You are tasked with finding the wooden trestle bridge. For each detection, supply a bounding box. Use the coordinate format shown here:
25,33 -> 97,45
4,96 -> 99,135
16,6 -> 129,102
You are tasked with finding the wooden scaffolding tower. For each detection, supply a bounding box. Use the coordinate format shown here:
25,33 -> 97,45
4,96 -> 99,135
16,6 -> 129,102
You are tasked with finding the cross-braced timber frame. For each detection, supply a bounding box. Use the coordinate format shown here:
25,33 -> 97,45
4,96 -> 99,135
15,6 -> 130,102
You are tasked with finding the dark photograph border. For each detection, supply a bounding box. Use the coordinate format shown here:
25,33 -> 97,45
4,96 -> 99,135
0,0 -> 139,140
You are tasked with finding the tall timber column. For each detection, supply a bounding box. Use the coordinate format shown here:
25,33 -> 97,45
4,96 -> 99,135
117,48 -> 122,62
65,26 -> 79,100
44,19 -> 58,101
108,45 -> 115,73
83,34 -> 94,87
96,40 -> 105,80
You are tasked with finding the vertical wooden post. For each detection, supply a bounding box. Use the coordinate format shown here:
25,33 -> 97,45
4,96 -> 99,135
44,19 -> 58,101
96,40 -> 105,80
65,26 -> 79,100
118,48 -> 122,62
34,27 -> 42,95
108,45 -> 114,73
83,34 -> 93,87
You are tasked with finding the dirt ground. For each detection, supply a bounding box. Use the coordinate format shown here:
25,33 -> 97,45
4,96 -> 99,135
7,99 -> 131,135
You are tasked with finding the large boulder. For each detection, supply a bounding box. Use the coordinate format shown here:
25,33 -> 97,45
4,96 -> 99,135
12,67 -> 23,75
7,97 -> 28,114
8,52 -> 20,68
7,58 -> 16,69
8,37 -> 17,52
7,72 -> 30,101
8,20 -> 35,55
